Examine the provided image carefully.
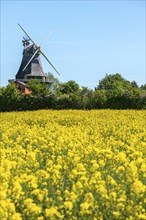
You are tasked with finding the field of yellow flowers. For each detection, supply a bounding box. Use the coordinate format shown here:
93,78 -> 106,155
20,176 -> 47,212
0,110 -> 146,220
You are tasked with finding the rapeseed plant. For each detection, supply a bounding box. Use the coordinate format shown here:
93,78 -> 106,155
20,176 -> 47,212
0,110 -> 145,219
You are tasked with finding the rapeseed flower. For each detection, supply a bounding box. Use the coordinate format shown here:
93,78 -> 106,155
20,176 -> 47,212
45,207 -> 58,217
1,109 -> 145,219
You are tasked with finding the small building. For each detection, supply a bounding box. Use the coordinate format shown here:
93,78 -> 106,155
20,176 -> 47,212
15,81 -> 32,95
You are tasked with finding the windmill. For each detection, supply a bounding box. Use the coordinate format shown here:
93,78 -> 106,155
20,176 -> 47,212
15,23 -> 59,84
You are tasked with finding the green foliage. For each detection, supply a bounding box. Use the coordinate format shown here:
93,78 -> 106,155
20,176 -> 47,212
95,73 -> 144,109
26,79 -> 50,97
140,84 -> 146,90
131,81 -> 139,88
0,83 -> 21,111
92,89 -> 107,109
58,80 -> 80,94
45,72 -> 60,94
0,74 -> 145,111
3,83 -> 20,99
78,87 -> 93,109
97,73 -> 129,90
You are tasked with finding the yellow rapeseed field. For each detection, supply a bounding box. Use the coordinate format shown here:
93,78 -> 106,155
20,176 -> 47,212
0,110 -> 146,220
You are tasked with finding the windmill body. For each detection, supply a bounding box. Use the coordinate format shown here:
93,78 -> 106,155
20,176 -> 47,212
16,43 -> 46,83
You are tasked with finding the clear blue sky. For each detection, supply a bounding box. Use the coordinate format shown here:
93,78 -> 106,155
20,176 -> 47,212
1,0 -> 145,88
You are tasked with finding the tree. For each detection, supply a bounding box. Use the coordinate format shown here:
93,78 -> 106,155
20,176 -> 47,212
95,73 -> 143,109
54,80 -> 80,109
140,84 -> 146,90
45,72 -> 60,94
78,87 -> 93,109
92,89 -> 107,109
0,83 -> 21,111
0,74 -> 145,111
131,81 -> 139,88
26,79 -> 50,97
97,73 -> 130,91
58,80 -> 80,95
